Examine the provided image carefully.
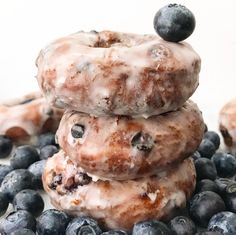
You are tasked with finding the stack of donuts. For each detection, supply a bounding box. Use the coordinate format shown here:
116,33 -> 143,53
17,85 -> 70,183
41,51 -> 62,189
36,30 -> 205,231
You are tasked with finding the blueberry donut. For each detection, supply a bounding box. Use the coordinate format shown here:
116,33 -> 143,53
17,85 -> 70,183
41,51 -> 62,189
0,92 -> 63,142
43,150 -> 196,231
56,100 -> 204,180
36,30 -> 200,117
219,99 -> 236,154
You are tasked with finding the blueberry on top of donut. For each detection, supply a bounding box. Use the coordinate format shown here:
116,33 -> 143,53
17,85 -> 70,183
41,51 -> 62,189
154,3 -> 195,42
71,124 -> 85,138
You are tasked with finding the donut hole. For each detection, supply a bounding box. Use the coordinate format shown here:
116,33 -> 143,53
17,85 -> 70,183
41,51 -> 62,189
71,124 -> 85,138
220,124 -> 233,147
94,37 -> 122,48
5,126 -> 30,142
131,132 -> 154,152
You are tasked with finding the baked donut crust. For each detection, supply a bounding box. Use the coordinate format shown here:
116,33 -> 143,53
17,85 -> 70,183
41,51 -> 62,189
57,100 -> 204,180
43,150 -> 196,231
0,92 -> 63,142
219,99 -> 236,154
36,30 -> 201,117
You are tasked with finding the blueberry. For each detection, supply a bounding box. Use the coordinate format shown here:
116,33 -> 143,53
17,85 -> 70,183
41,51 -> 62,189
10,145 -> 39,169
195,179 -> 218,194
212,152 -> 236,177
195,158 -> 217,181
28,160 -> 46,189
0,169 -> 34,201
168,216 -> 196,235
0,135 -> 13,158
0,192 -> 8,216
192,151 -> 201,161
215,178 -> 232,196
223,182 -> 236,213
153,4 -> 195,42
0,164 -> 13,184
39,145 -> 58,160
208,211 -> 236,235
37,209 -> 70,235
101,231 -> 127,235
65,217 -> 102,235
71,124 -> 85,138
13,189 -> 44,217
132,220 -> 172,235
204,131 -> 221,149
0,210 -> 36,234
10,228 -> 35,235
37,132 -> 56,148
198,139 -> 216,158
189,191 -> 226,227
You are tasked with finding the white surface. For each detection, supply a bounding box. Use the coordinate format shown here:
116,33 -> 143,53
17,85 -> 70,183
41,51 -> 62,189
0,0 -> 236,129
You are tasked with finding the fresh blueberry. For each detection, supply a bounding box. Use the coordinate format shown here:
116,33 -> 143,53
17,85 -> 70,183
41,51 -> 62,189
215,178 -> 233,196
0,169 -> 34,201
153,4 -> 195,42
37,209 -> 70,235
9,228 -> 35,235
37,132 -> 56,149
0,192 -> 8,216
208,211 -> 236,235
13,189 -> 44,217
168,216 -> 196,235
204,131 -> 220,149
223,181 -> 236,213
195,179 -> 218,194
65,217 -> 102,235
189,191 -> 226,227
0,210 -> 36,234
198,139 -> 216,158
39,145 -> 58,160
192,151 -> 201,161
195,158 -> 217,181
0,164 -> 13,184
212,152 -> 236,177
0,135 -> 13,158
132,220 -> 172,235
10,145 -> 39,169
28,160 -> 46,189
101,231 -> 127,235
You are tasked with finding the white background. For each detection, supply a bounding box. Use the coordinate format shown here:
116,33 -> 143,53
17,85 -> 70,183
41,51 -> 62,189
0,0 -> 236,131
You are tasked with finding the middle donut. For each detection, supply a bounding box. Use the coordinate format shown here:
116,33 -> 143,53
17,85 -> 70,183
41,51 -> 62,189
57,100 -> 204,180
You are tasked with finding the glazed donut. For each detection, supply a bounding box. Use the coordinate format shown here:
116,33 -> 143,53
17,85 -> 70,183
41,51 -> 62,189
43,150 -> 196,231
36,30 -> 201,117
219,99 -> 236,154
57,100 -> 204,180
0,92 -> 63,142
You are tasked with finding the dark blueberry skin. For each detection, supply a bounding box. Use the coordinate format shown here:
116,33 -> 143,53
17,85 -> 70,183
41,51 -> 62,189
168,216 -> 196,235
13,189 -> 44,217
10,145 -> 39,169
195,179 -> 219,194
192,151 -> 201,161
0,135 -> 13,158
153,4 -> 195,42
65,217 -> 102,235
208,211 -> 236,235
0,210 -> 36,234
212,152 -> 236,177
189,191 -> 226,227
101,231 -> 127,235
204,131 -> 221,149
0,164 -> 13,184
37,209 -> 70,235
215,178 -> 233,196
0,169 -> 34,201
28,160 -> 46,189
132,220 -> 172,235
37,132 -> 56,149
39,145 -> 58,160
0,192 -> 8,216
197,139 -> 216,159
195,158 -> 217,181
9,228 -> 35,235
223,182 -> 236,213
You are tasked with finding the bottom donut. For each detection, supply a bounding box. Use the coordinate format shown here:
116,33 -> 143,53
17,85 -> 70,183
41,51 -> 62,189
43,150 -> 196,231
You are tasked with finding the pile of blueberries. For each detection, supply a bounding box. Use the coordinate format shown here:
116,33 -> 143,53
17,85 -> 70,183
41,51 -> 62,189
0,128 -> 236,234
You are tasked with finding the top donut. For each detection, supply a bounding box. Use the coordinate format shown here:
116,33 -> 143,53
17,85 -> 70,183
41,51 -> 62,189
36,30 -> 200,117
